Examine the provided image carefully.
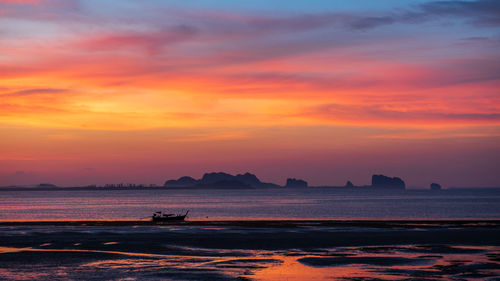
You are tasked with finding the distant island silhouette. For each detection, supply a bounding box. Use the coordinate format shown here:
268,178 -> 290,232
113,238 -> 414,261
0,172 -> 452,191
371,174 -> 406,189
285,178 -> 308,188
164,172 -> 280,189
163,172 -> 409,190
37,183 -> 58,188
430,183 -> 442,190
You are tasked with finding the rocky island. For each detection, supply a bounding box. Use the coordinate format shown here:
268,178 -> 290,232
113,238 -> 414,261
164,172 -> 280,189
430,183 -> 442,190
163,172 -> 407,190
371,174 -> 406,189
285,178 -> 308,188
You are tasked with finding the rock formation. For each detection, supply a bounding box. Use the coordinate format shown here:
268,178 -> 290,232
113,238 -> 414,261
371,174 -> 405,189
164,176 -> 198,187
164,172 -> 279,188
430,183 -> 442,190
285,178 -> 308,188
345,181 -> 354,188
200,172 -> 235,185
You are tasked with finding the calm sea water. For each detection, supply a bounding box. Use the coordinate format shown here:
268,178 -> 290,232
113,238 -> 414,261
0,188 -> 499,221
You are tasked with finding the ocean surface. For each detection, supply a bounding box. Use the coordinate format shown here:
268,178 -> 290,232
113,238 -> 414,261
1,188 -> 500,280
0,187 -> 499,221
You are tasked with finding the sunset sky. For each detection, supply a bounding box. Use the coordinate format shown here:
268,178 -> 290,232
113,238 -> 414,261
1,0 -> 499,187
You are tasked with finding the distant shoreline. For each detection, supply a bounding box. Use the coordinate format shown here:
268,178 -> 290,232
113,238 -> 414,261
1,186 -> 499,191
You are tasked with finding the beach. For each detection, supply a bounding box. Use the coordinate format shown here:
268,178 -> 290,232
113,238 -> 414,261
1,188 -> 499,279
1,220 -> 499,280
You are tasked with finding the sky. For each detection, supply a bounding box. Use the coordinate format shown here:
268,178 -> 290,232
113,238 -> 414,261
0,0 -> 499,188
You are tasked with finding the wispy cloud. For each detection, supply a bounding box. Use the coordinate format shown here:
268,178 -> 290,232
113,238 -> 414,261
79,25 -> 198,54
419,0 -> 500,27
306,103 -> 500,125
3,88 -> 67,96
0,0 -> 39,4
0,0 -> 498,131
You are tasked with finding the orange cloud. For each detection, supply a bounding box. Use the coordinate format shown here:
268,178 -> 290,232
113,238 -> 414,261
0,3 -> 498,132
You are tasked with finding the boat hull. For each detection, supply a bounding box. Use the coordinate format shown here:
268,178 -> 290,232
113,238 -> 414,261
151,210 -> 189,222
152,215 -> 186,222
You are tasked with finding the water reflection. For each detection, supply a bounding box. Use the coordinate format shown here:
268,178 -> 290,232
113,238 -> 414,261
1,244 -> 499,280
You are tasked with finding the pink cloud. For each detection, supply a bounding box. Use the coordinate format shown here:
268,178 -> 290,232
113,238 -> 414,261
0,0 -> 39,4
78,25 -> 197,54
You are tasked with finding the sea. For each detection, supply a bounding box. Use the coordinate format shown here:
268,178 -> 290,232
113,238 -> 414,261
1,188 -> 499,280
0,187 -> 499,221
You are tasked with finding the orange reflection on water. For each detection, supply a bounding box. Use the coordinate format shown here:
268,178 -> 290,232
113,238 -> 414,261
0,247 -> 28,253
1,245 -> 500,280
248,255 -> 391,281
0,268 -> 51,281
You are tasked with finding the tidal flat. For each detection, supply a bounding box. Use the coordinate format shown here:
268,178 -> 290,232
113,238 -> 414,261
0,221 -> 499,280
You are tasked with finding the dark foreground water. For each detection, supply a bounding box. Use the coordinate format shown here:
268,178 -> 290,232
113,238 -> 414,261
0,188 -> 499,221
0,222 -> 499,280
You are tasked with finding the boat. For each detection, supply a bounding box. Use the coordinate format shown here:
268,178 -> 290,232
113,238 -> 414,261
152,210 -> 189,222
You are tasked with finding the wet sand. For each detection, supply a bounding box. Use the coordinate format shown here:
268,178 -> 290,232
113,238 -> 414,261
0,220 -> 499,280
1,219 -> 499,228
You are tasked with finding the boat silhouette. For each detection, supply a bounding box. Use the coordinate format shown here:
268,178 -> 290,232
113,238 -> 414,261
152,210 -> 189,222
